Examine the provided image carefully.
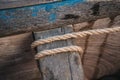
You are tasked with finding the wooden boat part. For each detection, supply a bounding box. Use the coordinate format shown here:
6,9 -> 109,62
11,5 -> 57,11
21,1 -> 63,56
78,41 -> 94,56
0,1 -> 120,37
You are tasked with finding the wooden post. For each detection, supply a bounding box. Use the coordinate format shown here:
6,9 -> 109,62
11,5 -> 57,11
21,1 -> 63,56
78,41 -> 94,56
33,26 -> 84,80
0,33 -> 41,80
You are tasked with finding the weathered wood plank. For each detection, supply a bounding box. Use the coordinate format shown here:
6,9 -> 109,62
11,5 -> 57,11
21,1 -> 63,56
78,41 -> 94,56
82,18 -> 112,80
73,21 -> 95,54
0,33 -> 41,80
0,1 -> 120,37
73,21 -> 94,79
96,15 -> 120,79
0,0 -> 61,9
73,17 -> 114,79
73,16 -> 120,79
34,26 -> 84,80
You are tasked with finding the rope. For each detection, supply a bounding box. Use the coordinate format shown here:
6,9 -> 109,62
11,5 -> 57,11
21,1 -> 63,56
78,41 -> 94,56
31,27 -> 120,48
35,46 -> 83,59
32,27 -> 120,59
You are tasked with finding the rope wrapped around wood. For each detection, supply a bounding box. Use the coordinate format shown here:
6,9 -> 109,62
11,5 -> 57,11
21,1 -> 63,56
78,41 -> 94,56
32,27 -> 120,60
35,46 -> 83,59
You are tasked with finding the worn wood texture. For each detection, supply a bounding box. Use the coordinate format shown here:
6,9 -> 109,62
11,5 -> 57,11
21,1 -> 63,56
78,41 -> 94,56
34,26 -> 84,80
82,18 -> 112,80
0,1 -> 120,37
73,16 -> 120,79
96,15 -> 120,79
0,0 -> 60,9
0,33 -> 41,80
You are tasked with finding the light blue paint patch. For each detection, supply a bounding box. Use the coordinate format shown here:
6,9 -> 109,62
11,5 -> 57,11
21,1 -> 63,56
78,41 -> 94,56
32,7 -> 39,17
45,5 -> 53,12
7,9 -> 16,18
0,8 -> 16,20
0,15 -> 7,20
0,11 -> 8,20
49,13 -> 57,22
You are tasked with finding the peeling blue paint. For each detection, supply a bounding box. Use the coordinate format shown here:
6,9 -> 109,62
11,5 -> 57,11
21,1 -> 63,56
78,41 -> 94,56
45,5 -> 53,12
49,13 -> 57,22
32,8 -> 39,17
0,0 -> 85,23
0,11 -> 7,20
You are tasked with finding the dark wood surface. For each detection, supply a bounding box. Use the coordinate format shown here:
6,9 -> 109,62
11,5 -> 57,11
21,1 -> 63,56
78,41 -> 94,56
34,26 -> 84,80
0,1 -> 120,37
0,33 -> 41,80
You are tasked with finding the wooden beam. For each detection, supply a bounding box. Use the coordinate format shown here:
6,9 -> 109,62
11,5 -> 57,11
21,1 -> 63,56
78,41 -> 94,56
33,26 -> 84,80
0,1 -> 120,37
0,0 -> 61,9
0,33 -> 41,80
96,16 -> 120,79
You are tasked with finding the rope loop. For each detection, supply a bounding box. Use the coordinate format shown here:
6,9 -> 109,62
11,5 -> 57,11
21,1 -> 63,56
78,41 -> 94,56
35,46 -> 83,59
32,26 -> 120,60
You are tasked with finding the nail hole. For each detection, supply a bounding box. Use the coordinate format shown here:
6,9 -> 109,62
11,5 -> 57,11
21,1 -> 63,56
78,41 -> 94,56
91,3 -> 100,16
62,14 -> 79,20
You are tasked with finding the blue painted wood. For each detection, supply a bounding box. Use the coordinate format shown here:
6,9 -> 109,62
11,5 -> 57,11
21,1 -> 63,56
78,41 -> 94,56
0,0 -> 84,22
0,1 -> 120,37
0,0 -> 63,9
0,0 -> 85,36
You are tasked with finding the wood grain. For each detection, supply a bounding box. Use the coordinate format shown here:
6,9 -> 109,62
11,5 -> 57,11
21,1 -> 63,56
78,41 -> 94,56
33,26 -> 84,80
0,0 -> 60,9
0,1 -> 120,37
96,15 -> 120,79
73,16 -> 120,79
0,33 -> 41,80
82,18 -> 112,79
73,17 -> 115,79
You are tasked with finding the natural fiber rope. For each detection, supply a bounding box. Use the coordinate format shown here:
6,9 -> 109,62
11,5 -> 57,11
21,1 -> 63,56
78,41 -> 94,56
32,27 -> 120,59
31,27 -> 120,48
35,46 -> 83,59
